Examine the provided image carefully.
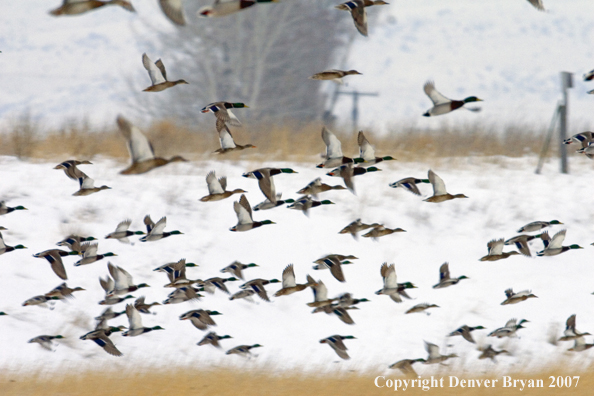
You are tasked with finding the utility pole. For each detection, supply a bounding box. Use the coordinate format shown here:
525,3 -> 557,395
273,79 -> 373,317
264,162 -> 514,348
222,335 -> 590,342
559,71 -> 572,174
336,90 -> 379,131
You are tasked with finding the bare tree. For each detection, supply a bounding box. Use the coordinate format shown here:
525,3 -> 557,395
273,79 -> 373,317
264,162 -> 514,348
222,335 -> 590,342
131,0 -> 352,128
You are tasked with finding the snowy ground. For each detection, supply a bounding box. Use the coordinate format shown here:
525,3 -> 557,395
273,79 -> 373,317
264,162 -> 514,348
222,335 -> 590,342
0,153 -> 593,374
1,1 -> 593,130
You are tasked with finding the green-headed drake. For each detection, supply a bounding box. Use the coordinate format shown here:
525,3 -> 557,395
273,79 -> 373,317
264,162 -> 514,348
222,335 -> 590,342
274,264 -> 314,297
326,163 -> 381,194
389,359 -> 426,377
480,238 -> 521,261
142,53 -> 188,92
28,335 -> 64,351
559,314 -> 591,342
214,124 -> 256,154
375,263 -> 416,303
422,81 -> 482,117
312,256 -> 348,282
501,288 -> 537,305
98,274 -> 135,305
106,262 -> 149,297
122,304 -> 164,337
141,215 -> 183,242
320,335 -> 356,360
0,232 -> 26,256
56,234 -> 97,252
253,193 -> 294,211
116,116 -> 188,175
448,325 -> 486,344
33,249 -> 79,280
335,0 -> 388,37
154,258 -> 198,275
226,344 -> 262,357
287,195 -> 334,216
133,296 -> 160,314
389,177 -> 430,195
488,318 -> 528,338
355,131 -> 396,166
339,219 -> 381,239
335,292 -> 370,308
309,69 -> 361,84
242,168 -> 297,204
200,171 -> 246,202
220,261 -> 258,280
432,262 -> 468,289
313,305 -> 358,325
199,0 -> 277,18
239,278 -> 280,302
80,323 -> 125,356
537,230 -> 583,256
95,307 -> 126,322
362,225 -> 405,240
478,345 -> 509,361
297,177 -> 346,198
198,331 -> 232,348
0,201 -> 27,216
230,194 -> 275,232
406,303 -> 439,315
424,170 -> 468,203
164,287 -> 203,305
203,277 -> 238,295
423,341 -> 457,364
105,219 -> 145,243
49,0 -> 135,16
518,220 -> 563,233
201,101 -> 248,131
180,309 -> 221,330
74,242 -> 116,266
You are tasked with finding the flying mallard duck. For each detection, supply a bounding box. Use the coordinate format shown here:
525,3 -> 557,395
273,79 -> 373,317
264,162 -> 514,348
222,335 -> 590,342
389,359 -> 426,377
0,232 -> 26,256
274,264 -> 314,297
423,341 -> 457,364
49,0 -> 134,16
320,335 -> 356,360
239,278 -> 280,302
488,318 -> 528,338
230,195 -> 275,232
158,0 -> 186,25
501,288 -> 537,305
214,124 -> 256,154
95,307 -> 126,322
22,295 -> 60,308
161,259 -> 202,289
568,337 -> 594,352
335,0 -> 388,37
504,234 -> 540,257
326,164 -> 381,194
537,230 -> 583,256
141,215 -> 183,242
80,322 -> 125,356
74,243 -> 116,266
479,238 -> 521,261
229,289 -> 256,302
526,0 -> 545,11
44,282 -> 85,300
559,314 -> 591,341
106,262 -> 149,297
312,304 -> 359,325
355,131 -> 396,166
54,160 -> 91,181
253,193 -> 294,211
220,261 -> 258,280
0,201 -> 27,216
517,220 -> 562,233
105,219 -> 145,243
200,171 -> 246,202
375,263 -> 416,303
122,304 -> 164,336
201,102 -> 249,131
28,335 -> 65,351
362,225 -> 405,240
142,53 -> 188,92
422,81 -> 482,117
225,344 -> 262,357
389,177 -> 430,195
197,331 -> 232,348
198,0 -> 277,18
296,177 -> 346,198
432,262 -> 468,289
287,195 -> 334,216
163,287 -> 203,305
317,127 -> 353,168
33,249 -> 78,280
180,309 -> 222,331
448,325 -> 486,344
309,69 -> 362,84
563,132 -> 593,148
72,174 -> 111,196
242,168 -> 297,204
577,143 -> 594,159
584,69 -> 594,81
56,235 -> 97,252
306,276 -> 336,308
406,303 -> 439,315
134,296 -> 160,314
203,277 -> 238,295
478,345 -> 509,361
339,218 -> 381,239
424,170 -> 468,203
116,116 -> 188,175
153,258 -> 197,274
313,256 -> 348,283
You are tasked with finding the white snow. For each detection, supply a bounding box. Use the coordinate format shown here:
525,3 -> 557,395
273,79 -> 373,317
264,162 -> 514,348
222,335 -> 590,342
1,153 -> 593,374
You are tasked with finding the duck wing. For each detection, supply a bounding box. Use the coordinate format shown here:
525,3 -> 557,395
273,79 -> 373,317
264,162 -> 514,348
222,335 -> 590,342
381,263 -> 397,288
527,0 -> 545,11
439,262 -> 450,281
234,195 -> 254,224
487,239 -> 504,256
357,131 -> 375,160
159,0 -> 186,25
142,53 -> 166,85
326,257 -> 345,282
151,217 -> 168,236
548,229 -> 567,250
428,170 -> 447,196
117,116 -> 155,163
281,264 -> 297,288
424,81 -> 451,106
125,304 -> 143,330
349,2 -> 368,37
206,171 -> 225,195
115,219 -> 132,233
218,125 -> 237,149
322,127 -> 343,159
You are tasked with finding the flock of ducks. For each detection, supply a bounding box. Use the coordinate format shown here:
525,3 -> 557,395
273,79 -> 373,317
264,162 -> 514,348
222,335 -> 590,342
0,0 -> 590,373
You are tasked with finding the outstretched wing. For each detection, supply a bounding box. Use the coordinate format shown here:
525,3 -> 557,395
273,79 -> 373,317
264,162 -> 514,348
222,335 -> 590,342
116,116 -> 155,163
142,53 -> 166,85
424,81 -> 451,106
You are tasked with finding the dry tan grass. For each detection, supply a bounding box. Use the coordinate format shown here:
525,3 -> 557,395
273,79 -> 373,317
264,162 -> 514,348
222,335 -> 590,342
0,118 -> 550,163
0,365 -> 592,396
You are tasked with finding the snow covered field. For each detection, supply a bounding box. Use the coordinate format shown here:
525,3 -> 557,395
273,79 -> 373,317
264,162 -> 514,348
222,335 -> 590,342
0,154 -> 593,374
